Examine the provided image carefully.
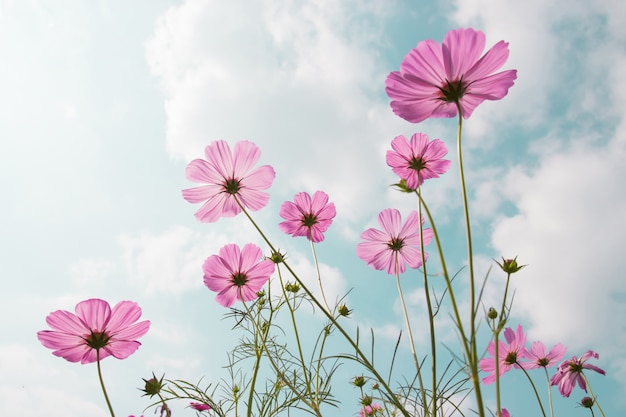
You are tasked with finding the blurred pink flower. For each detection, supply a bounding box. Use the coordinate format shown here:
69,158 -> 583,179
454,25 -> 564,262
522,341 -> 566,370
37,298 -> 150,364
550,350 -> 606,397
279,191 -> 336,242
359,403 -> 382,417
189,402 -> 211,411
500,409 -> 510,417
479,324 -> 527,384
203,243 -> 275,307
182,140 -> 275,223
386,27 -> 517,123
356,208 -> 432,275
386,133 -> 451,189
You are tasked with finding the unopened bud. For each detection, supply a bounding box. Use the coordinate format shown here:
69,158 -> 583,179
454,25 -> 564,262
487,307 -> 498,320
141,373 -> 165,397
496,256 -> 526,274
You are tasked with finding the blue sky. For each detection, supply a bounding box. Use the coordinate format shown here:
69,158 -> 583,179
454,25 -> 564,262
1,0 -> 625,416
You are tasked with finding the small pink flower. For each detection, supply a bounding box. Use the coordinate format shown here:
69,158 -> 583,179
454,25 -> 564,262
500,409 -> 510,417
522,341 -> 566,370
550,350 -> 606,397
182,140 -> 275,223
279,191 -> 336,242
37,298 -> 150,364
189,401 -> 211,411
386,28 -> 517,123
203,243 -> 275,307
356,208 -> 433,275
479,324 -> 527,384
359,403 -> 383,417
386,133 -> 451,189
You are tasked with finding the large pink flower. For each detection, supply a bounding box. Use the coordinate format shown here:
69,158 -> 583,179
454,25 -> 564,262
386,28 -> 517,123
522,341 -> 566,370
479,324 -> 527,384
550,350 -> 606,397
386,133 -> 451,189
203,243 -> 275,307
182,140 -> 276,223
37,298 -> 150,364
278,191 -> 336,243
356,208 -> 433,275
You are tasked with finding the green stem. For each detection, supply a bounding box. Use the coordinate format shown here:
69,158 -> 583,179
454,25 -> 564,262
582,373 -> 606,417
494,332 -> 501,417
246,309 -> 264,417
394,254 -> 427,414
310,239 -> 332,314
542,367 -> 555,417
233,196 -> 411,417
455,102 -> 484,417
517,362 -> 547,417
96,349 -> 115,417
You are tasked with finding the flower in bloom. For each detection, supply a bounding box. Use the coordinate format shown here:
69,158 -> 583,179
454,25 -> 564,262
37,298 -> 150,364
550,350 -> 606,397
182,140 -> 275,223
522,341 -> 567,370
386,133 -> 451,189
278,191 -> 336,242
385,27 -> 517,123
479,324 -> 527,384
356,208 -> 433,275
359,403 -> 383,417
203,243 -> 275,307
189,402 -> 211,411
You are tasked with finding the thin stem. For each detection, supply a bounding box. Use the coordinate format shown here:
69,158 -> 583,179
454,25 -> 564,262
542,367 -> 555,417
96,349 -> 116,417
246,311 -> 264,417
455,102 -> 484,416
309,239 -> 332,314
516,362 -> 547,417
494,332 -> 501,417
582,373 -> 606,417
394,254 -> 427,413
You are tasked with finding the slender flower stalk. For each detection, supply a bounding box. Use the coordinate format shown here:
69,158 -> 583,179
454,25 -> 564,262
96,350 -> 116,417
581,373 -> 606,417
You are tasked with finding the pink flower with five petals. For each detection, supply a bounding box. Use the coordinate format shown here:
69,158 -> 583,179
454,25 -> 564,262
479,324 -> 527,384
182,140 -> 275,223
386,28 -> 517,123
37,298 -> 150,364
522,340 -> 566,370
279,191 -> 336,243
550,350 -> 606,397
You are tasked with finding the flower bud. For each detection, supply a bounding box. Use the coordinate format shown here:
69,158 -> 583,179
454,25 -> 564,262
496,256 -> 526,274
141,373 -> 165,397
580,397 -> 594,408
338,304 -> 352,317
270,250 -> 286,264
285,282 -> 301,293
391,178 -> 417,193
352,375 -> 366,387
487,307 -> 498,320
360,395 -> 373,406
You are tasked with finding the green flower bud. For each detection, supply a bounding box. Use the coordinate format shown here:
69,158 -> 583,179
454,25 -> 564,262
141,372 -> 165,397
352,376 -> 366,387
496,256 -> 526,274
285,282 -> 301,293
580,397 -> 594,408
338,304 -> 352,317
487,307 -> 498,320
270,250 -> 286,264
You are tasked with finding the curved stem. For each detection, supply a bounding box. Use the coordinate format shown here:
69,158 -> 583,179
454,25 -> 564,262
96,349 -> 116,417
516,362 -> 547,417
582,373 -> 606,417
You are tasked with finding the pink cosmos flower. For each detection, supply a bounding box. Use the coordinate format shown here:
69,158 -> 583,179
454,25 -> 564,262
189,402 -> 211,411
278,191 -> 336,243
386,133 -> 451,189
37,298 -> 150,364
356,208 -> 433,275
550,350 -> 606,397
500,409 -> 510,417
522,341 -> 566,370
203,243 -> 275,307
359,403 -> 383,417
182,140 -> 275,223
479,324 -> 527,384
385,27 -> 517,123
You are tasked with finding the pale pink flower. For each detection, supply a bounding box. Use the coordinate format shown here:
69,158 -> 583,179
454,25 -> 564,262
359,403 -> 383,417
479,324 -> 527,384
356,208 -> 432,275
279,191 -> 336,242
182,140 -> 275,223
37,298 -> 150,364
522,341 -> 566,370
189,402 -> 211,411
550,350 -> 606,397
203,243 -> 275,307
386,133 -> 451,189
386,28 -> 517,123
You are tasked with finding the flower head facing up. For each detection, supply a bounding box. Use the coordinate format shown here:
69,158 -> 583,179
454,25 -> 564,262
386,133 -> 451,189
37,298 -> 150,364
356,208 -> 433,275
203,243 -> 275,307
522,341 -> 567,370
385,28 -> 517,123
182,140 -> 275,223
279,191 -> 336,242
550,350 -> 606,397
479,324 -> 527,384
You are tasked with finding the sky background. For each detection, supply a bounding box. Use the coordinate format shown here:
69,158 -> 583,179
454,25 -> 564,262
1,0 -> 625,416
